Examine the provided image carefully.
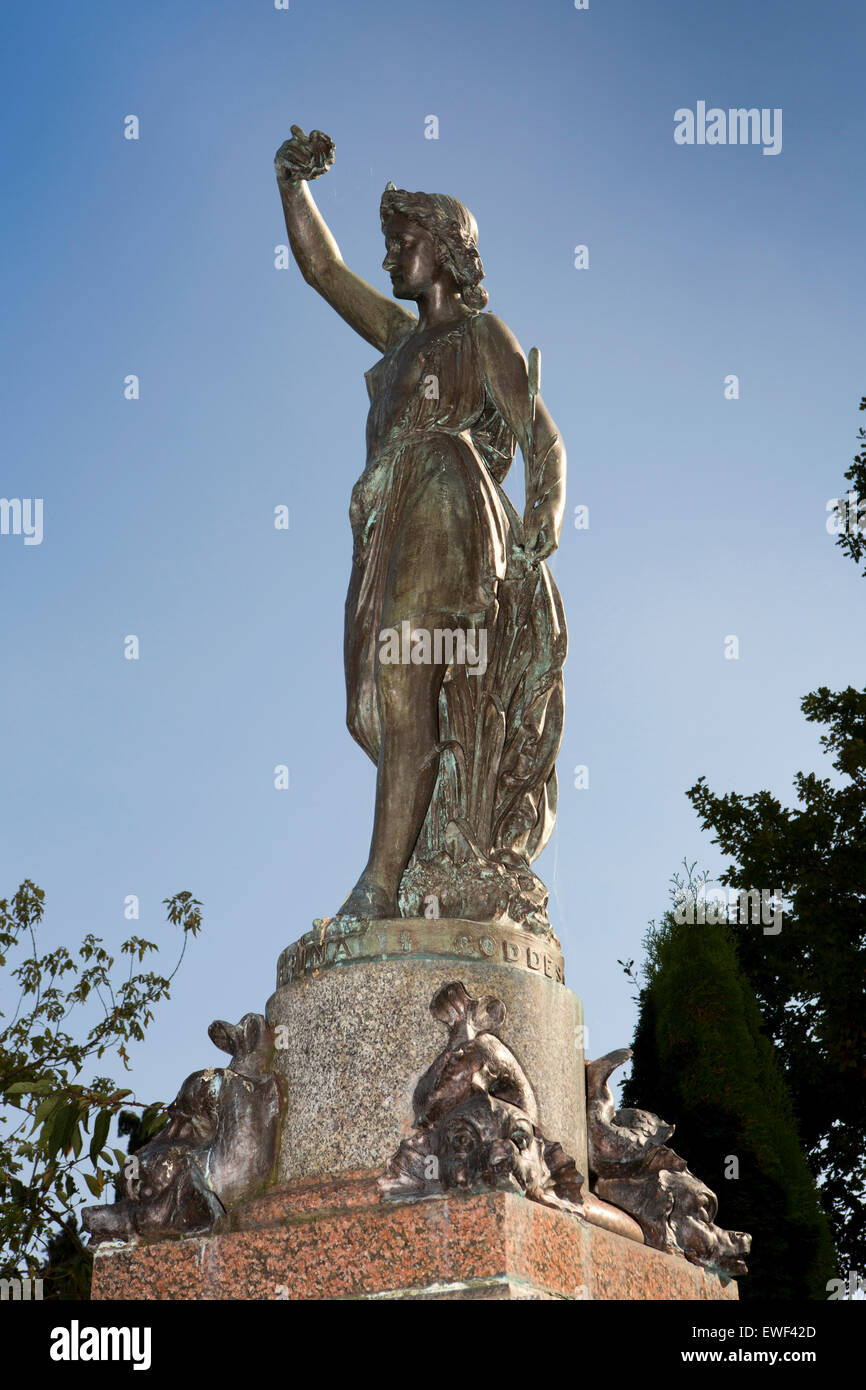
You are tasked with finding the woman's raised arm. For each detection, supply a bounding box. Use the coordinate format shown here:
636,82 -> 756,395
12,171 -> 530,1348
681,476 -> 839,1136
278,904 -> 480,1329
275,128 -> 415,353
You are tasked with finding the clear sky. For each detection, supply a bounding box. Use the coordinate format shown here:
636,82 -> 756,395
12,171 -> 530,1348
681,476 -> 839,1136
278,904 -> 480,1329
1,0 -> 864,1113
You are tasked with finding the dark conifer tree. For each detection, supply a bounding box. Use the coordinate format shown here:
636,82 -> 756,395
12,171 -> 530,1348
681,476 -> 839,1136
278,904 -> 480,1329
623,885 -> 837,1300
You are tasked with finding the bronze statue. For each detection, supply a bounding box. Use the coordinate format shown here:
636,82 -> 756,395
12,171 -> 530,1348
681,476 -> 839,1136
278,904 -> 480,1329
275,129 -> 567,925
82,1014 -> 282,1243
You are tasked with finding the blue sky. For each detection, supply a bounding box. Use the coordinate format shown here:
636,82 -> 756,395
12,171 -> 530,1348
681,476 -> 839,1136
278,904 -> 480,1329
1,0 -> 864,1114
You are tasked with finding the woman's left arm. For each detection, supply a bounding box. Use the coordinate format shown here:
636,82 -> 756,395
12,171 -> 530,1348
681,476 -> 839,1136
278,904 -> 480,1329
472,314 -> 566,560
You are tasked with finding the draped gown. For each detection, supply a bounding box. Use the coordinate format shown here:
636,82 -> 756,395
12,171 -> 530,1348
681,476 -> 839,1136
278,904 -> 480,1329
344,310 -> 566,915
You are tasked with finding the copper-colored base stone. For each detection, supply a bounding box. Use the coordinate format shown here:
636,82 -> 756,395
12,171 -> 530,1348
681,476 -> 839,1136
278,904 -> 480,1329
90,1173 -> 739,1301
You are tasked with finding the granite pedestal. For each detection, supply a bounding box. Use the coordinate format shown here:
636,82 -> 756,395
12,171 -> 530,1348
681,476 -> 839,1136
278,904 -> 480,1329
266,916 -> 587,1183
89,916 -> 740,1302
91,1172 -> 739,1301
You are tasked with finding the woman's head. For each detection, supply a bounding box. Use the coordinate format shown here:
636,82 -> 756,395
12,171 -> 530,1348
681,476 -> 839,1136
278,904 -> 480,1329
380,185 -> 488,309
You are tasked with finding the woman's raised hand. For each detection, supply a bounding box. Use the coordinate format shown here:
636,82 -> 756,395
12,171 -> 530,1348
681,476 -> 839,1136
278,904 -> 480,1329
274,126 -> 336,184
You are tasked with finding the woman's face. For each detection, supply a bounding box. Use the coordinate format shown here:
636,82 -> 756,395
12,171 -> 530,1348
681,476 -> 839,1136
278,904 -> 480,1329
382,214 -> 442,299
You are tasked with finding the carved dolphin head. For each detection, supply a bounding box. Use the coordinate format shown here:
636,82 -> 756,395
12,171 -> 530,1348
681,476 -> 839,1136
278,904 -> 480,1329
435,1094 -> 549,1198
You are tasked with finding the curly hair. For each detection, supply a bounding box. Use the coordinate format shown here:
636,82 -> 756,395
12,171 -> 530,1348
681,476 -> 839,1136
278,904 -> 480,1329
380,183 -> 488,309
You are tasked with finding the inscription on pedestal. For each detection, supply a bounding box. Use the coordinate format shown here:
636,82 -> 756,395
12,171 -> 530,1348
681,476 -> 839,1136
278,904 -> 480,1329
276,918 -> 565,989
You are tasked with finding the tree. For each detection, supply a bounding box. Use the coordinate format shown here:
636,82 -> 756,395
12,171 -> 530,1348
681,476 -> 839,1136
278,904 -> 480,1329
688,688 -> 866,1276
831,396 -> 866,575
679,394 -> 866,1278
623,866 -> 837,1300
0,882 -> 202,1293
37,1218 -> 91,1301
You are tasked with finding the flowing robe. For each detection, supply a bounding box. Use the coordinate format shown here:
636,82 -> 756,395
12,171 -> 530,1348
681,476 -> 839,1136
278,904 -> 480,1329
345,311 -> 565,879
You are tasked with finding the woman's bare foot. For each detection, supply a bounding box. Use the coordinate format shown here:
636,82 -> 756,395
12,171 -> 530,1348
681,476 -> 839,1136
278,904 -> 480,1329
336,874 -> 397,919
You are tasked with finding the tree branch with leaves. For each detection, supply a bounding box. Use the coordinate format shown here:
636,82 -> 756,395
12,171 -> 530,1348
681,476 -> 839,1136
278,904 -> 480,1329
0,882 -> 202,1290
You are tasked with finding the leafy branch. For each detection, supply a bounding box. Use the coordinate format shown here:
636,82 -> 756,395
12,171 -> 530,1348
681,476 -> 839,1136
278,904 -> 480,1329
0,883 -> 202,1285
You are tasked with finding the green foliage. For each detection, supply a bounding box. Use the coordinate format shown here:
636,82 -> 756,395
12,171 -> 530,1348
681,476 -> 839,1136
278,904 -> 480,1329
688,686 -> 866,1275
0,883 -> 202,1291
37,1218 -> 92,1301
623,867 -> 837,1300
833,396 -> 866,574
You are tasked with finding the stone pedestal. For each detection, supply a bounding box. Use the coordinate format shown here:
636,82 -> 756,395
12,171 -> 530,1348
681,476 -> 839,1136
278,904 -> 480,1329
87,915 -> 743,1302
266,916 -> 587,1183
91,1174 -> 739,1301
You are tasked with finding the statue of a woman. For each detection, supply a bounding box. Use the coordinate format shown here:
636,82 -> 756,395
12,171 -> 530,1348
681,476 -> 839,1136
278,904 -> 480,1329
275,128 -> 567,929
